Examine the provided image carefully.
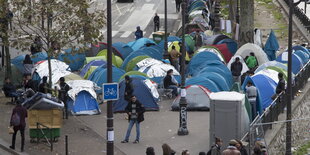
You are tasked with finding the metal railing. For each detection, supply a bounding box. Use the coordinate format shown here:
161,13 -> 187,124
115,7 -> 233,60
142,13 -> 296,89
36,122 -> 54,152
284,0 -> 310,32
242,60 -> 310,152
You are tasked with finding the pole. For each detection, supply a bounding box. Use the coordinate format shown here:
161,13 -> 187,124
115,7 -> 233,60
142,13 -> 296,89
177,0 -> 188,136
164,0 -> 168,59
236,0 -> 240,23
305,1 -> 307,14
65,135 -> 68,155
107,0 -> 114,154
286,0 -> 293,154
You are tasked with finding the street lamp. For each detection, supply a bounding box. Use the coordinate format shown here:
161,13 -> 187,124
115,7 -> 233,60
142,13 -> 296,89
177,0 -> 188,136
164,0 -> 169,59
286,0 -> 293,154
236,0 -> 240,23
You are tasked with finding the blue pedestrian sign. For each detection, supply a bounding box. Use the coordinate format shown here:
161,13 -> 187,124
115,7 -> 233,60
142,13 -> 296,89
103,83 -> 119,101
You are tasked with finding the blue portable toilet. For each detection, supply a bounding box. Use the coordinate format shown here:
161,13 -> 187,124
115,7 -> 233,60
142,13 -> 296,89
113,78 -> 159,113
67,90 -> 101,115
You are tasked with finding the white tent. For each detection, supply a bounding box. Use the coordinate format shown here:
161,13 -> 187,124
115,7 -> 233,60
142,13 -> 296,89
235,43 -> 269,65
227,55 -> 249,75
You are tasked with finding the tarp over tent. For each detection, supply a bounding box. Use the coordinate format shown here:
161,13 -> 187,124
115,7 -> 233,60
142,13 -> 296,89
264,30 -> 279,61
276,52 -> 303,74
172,85 -> 211,111
242,74 -> 277,114
58,48 -> 86,71
227,55 -> 249,76
113,78 -> 159,113
235,43 -> 269,65
34,59 -> 71,84
66,80 -> 100,115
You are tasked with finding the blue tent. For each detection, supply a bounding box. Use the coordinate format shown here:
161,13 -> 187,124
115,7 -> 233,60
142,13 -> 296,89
121,48 -> 162,69
88,66 -> 125,89
189,0 -> 206,13
113,78 -> 159,112
255,61 -> 288,73
276,52 -> 303,74
79,60 -> 107,77
187,52 -> 222,76
216,38 -> 238,55
11,52 -> 48,72
197,72 -> 230,91
127,38 -> 156,51
293,45 -> 309,54
242,74 -> 277,114
186,76 -> 220,92
158,36 -> 181,49
139,47 -> 162,60
264,30 -> 279,61
294,50 -> 309,64
141,44 -> 164,54
58,48 -> 86,71
67,91 -> 100,115
112,42 -> 133,59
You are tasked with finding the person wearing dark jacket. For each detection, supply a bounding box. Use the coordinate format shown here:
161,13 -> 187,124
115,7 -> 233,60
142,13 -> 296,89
209,137 -> 222,155
135,26 -> 143,40
3,77 -> 20,100
121,95 -> 145,143
153,13 -> 160,32
276,72 -> 285,94
236,139 -> 248,155
163,69 -> 178,97
9,101 -> 27,152
58,77 -> 71,119
23,54 -> 33,76
124,75 -> 133,101
23,74 -> 37,92
38,76 -> 50,94
230,57 -> 243,83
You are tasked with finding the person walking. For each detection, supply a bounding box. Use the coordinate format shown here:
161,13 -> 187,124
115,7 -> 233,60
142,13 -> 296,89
235,139 -> 248,155
245,81 -> 257,119
121,95 -> 145,143
164,69 -> 179,97
230,57 -> 243,83
175,0 -> 181,12
23,54 -> 34,76
207,137 -> 222,155
135,26 -> 143,40
58,77 -> 71,119
124,75 -> 133,101
38,76 -> 50,94
9,100 -> 27,152
170,45 -> 181,71
245,52 -> 258,71
153,13 -> 160,32
222,140 -> 241,155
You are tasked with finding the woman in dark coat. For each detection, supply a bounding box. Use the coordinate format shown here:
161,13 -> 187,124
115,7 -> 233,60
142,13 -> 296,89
121,95 -> 145,143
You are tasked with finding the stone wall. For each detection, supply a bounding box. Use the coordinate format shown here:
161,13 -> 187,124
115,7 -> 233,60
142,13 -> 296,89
268,85 -> 310,154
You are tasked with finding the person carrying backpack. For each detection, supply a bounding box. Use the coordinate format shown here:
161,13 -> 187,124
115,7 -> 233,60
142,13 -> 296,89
9,100 -> 27,152
207,137 -> 223,155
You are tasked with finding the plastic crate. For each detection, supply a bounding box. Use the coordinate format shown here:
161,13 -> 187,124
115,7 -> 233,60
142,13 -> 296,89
28,109 -> 62,129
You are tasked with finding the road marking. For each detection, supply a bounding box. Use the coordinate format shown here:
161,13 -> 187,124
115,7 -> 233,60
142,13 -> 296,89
120,8 -> 155,31
112,31 -> 118,37
120,31 -> 132,38
142,4 -> 154,10
158,14 -> 179,19
115,4 -> 122,14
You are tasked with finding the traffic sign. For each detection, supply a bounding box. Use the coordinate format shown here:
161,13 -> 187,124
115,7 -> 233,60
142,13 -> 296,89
103,83 -> 119,101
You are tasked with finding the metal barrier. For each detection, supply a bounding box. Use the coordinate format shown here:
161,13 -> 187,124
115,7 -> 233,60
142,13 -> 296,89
283,0 -> 310,32
242,61 -> 310,153
36,122 -> 54,152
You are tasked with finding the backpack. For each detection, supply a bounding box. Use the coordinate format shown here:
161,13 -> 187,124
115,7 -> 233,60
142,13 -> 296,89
11,113 -> 21,126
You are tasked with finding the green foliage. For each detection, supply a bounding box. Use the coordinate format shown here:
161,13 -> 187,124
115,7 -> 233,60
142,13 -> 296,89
9,0 -> 106,56
294,141 -> 310,155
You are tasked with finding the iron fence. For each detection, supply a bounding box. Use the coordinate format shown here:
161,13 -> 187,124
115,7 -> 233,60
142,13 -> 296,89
283,0 -> 310,32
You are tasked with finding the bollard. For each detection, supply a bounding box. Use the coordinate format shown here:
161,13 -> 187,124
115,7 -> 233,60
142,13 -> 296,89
65,135 -> 68,155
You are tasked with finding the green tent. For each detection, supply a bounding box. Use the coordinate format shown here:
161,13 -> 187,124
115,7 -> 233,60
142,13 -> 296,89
119,71 -> 148,82
185,34 -> 195,52
115,56 -> 123,68
85,56 -> 107,64
64,73 -> 84,81
97,49 -> 118,66
266,66 -> 288,81
84,66 -> 98,79
125,56 -> 150,72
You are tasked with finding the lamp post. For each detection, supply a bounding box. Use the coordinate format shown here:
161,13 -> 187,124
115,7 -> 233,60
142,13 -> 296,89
107,0 -> 114,154
236,0 -> 240,23
163,0 -> 169,59
285,0 -> 293,154
177,0 -> 188,136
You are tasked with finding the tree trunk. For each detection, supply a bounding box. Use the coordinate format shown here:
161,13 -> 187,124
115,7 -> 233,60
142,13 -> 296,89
228,0 -> 236,22
0,0 -> 11,79
239,0 -> 254,47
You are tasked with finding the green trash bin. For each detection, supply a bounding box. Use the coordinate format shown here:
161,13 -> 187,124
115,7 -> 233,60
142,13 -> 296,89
152,32 -> 170,44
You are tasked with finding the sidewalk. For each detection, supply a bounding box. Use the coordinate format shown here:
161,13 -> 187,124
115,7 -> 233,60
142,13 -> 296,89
0,93 -> 125,155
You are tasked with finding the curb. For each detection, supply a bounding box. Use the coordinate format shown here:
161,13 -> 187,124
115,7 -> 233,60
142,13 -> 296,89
0,138 -> 29,155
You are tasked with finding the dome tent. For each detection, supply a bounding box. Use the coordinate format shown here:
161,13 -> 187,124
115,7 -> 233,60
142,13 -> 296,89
85,42 -> 123,59
227,55 -> 249,76
127,38 -> 156,51
171,85 -> 211,111
125,55 -> 150,72
185,76 -> 220,92
113,78 -> 159,113
187,52 -> 222,76
11,52 -> 48,73
112,42 -> 133,59
119,71 -> 148,82
276,51 -> 303,74
235,43 -> 269,66
79,60 -> 107,78
255,61 -> 288,73
58,48 -> 86,71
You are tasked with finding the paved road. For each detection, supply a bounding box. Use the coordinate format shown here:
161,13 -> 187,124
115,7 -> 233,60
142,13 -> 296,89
78,98 -> 210,155
0,148 -> 12,155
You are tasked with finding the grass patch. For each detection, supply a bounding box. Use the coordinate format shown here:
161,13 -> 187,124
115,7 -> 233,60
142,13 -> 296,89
294,141 -> 310,155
